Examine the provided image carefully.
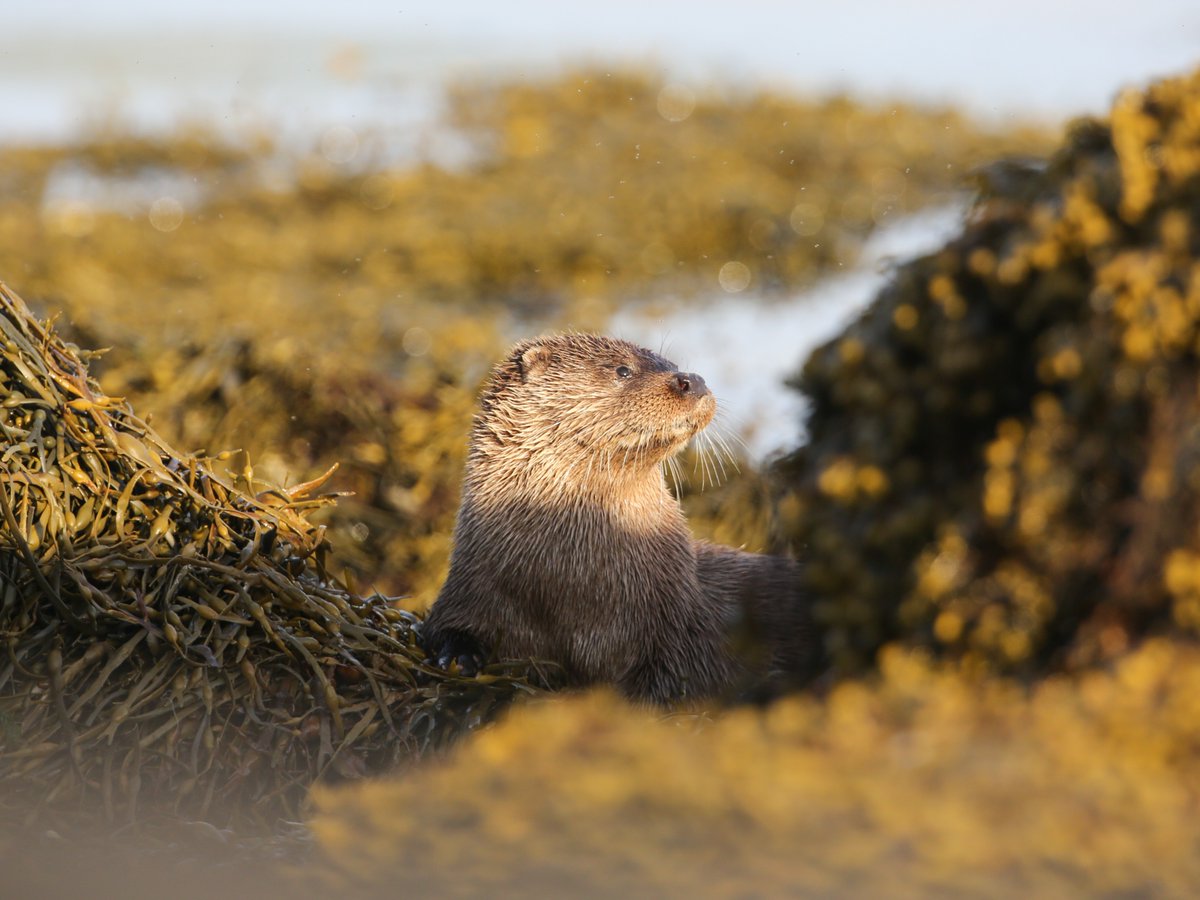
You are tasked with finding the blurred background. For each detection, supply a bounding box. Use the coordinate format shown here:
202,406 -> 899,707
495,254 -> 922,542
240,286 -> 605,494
4,2 -> 1200,896
3,0 -> 1195,450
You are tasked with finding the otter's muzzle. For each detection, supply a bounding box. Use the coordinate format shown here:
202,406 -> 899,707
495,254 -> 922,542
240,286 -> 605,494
670,372 -> 709,398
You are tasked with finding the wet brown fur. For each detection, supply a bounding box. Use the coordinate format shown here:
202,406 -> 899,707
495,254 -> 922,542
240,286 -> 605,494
421,333 -> 810,704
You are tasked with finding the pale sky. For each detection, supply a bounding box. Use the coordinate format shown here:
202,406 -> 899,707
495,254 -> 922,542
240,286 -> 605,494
1,0 -> 1197,138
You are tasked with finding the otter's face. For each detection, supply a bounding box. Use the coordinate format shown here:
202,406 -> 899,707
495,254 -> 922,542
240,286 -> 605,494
480,334 -> 716,469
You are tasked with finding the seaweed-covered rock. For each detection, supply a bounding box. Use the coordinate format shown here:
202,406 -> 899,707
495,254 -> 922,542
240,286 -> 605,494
0,283 -> 533,827
780,68 -> 1200,675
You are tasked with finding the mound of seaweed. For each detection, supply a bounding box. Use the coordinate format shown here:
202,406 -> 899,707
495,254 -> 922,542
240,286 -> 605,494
0,283 -> 535,828
779,68 -> 1200,675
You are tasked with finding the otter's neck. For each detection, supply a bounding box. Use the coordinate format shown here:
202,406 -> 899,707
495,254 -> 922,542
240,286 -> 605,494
464,444 -> 683,524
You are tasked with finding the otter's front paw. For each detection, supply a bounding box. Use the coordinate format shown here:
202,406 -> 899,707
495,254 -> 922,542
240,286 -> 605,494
420,627 -> 485,677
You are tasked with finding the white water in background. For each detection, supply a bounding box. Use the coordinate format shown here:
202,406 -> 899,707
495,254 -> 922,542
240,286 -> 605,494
1,1 -> 1197,142
612,203 -> 968,460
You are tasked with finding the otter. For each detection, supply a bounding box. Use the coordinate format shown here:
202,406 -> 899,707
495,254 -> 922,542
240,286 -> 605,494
419,334 -> 811,704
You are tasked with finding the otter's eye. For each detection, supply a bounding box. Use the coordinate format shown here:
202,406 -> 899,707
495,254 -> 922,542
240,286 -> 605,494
615,365 -> 633,379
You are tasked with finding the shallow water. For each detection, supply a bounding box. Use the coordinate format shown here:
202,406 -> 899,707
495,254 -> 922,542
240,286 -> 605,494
612,203 -> 969,460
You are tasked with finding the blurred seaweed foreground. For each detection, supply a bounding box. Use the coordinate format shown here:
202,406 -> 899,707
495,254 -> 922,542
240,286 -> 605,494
781,65 -> 1200,677
0,283 -> 533,829
311,641 -> 1200,897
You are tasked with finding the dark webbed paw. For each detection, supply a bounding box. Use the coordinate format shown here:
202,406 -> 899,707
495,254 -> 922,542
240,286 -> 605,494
420,627 -> 485,677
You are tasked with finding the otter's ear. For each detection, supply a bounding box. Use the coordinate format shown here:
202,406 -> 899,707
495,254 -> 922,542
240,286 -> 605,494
516,343 -> 553,382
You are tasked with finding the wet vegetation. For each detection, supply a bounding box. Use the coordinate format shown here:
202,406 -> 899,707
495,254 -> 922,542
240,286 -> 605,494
0,284 -> 537,832
780,66 -> 1200,677
7,61 -> 1200,895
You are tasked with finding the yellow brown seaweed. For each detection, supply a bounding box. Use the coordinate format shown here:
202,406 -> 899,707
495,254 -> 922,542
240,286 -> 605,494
780,66 -> 1200,675
0,283 -> 536,827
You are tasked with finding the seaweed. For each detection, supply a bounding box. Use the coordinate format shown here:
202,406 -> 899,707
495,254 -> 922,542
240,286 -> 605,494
309,641 -> 1200,896
778,66 -> 1200,675
0,283 -> 540,828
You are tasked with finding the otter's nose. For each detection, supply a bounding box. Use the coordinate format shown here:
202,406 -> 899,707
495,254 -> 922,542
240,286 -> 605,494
670,371 -> 709,397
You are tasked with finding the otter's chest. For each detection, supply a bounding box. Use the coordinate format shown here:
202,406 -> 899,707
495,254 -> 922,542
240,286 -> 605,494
488,507 -> 699,678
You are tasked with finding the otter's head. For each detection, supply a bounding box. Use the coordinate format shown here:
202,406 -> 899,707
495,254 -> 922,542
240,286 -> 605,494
474,334 -> 716,473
